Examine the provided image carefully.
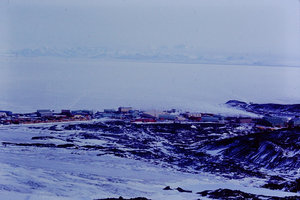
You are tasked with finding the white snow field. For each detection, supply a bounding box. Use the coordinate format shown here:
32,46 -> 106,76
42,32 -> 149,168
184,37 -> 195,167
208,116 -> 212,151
0,124 -> 298,200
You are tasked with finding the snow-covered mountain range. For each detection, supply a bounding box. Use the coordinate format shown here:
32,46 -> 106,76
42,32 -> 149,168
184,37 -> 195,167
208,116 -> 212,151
6,47 -> 300,67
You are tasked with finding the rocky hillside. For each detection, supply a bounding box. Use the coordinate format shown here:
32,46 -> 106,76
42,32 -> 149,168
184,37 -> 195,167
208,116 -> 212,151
2,121 -> 299,195
226,100 -> 300,117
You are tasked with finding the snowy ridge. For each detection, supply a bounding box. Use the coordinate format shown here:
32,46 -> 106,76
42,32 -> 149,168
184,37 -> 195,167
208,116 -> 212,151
226,100 -> 300,117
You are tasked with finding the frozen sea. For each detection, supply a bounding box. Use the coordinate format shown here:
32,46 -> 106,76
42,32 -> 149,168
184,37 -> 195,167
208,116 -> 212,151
0,57 -> 299,114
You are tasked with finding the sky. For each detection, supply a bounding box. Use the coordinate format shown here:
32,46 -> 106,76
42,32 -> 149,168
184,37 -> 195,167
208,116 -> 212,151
1,0 -> 300,62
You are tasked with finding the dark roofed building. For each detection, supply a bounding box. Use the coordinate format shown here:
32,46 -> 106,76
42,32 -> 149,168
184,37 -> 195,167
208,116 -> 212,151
201,116 -> 220,123
158,114 -> 177,120
104,109 -> 117,113
263,116 -> 288,127
71,110 -> 93,116
61,110 -> 72,117
37,110 -> 53,117
118,107 -> 132,113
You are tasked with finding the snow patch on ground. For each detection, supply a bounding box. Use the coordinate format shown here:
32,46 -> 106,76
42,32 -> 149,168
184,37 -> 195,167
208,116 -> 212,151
0,125 -> 299,199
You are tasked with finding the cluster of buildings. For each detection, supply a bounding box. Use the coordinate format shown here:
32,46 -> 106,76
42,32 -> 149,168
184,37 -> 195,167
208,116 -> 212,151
94,107 -> 227,124
0,109 -> 93,125
1,107 -> 300,129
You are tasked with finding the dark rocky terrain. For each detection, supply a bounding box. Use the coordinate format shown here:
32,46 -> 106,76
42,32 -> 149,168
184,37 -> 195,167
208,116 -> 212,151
226,100 -> 300,117
2,119 -> 300,198
95,188 -> 300,200
96,197 -> 149,200
197,188 -> 300,200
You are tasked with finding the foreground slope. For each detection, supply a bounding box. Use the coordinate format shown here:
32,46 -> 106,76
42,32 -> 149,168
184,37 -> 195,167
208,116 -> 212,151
0,121 -> 299,199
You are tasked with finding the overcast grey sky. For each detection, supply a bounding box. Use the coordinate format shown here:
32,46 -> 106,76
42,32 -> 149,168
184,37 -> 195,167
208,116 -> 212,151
1,0 -> 300,60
